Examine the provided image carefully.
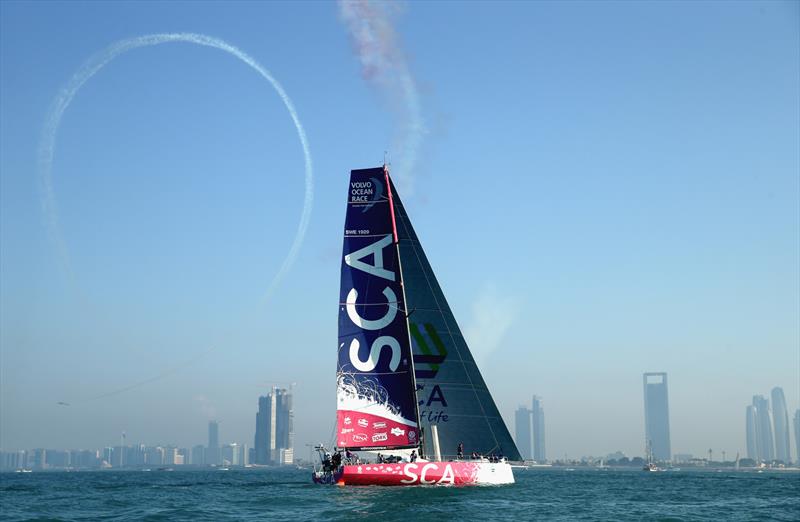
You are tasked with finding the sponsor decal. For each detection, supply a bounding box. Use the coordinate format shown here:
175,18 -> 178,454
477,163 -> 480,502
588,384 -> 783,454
410,323 -> 448,379
344,416 -> 352,425
372,432 -> 388,442
399,463 -> 456,485
340,428 -> 354,434
352,433 -> 368,443
349,177 -> 383,208
390,427 -> 405,437
408,431 -> 416,441
372,421 -> 387,429
411,323 -> 450,425
357,418 -> 368,428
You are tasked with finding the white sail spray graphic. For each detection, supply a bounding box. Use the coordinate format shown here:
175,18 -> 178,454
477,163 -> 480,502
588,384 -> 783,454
338,0 -> 425,195
37,32 -> 314,301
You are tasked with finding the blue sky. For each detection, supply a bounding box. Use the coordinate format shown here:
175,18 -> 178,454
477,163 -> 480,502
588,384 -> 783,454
1,0 -> 798,460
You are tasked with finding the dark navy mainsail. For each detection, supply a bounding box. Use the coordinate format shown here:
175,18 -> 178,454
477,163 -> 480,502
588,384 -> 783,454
387,176 -> 522,461
336,167 -> 419,450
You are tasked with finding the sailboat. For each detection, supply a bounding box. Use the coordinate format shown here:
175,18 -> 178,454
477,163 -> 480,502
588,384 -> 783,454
643,439 -> 661,472
312,166 -> 519,486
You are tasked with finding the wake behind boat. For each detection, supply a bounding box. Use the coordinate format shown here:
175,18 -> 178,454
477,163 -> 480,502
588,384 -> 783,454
313,166 -> 519,486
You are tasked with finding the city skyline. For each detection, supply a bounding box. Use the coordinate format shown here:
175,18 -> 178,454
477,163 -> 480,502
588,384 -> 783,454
3,378 -> 800,463
745,387 -> 795,464
1,1 -> 798,461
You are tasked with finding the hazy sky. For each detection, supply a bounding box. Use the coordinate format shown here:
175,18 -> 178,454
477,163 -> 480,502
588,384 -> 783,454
1,1 -> 798,460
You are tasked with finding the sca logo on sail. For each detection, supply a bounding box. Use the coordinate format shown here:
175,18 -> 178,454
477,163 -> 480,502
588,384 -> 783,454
344,234 -> 401,372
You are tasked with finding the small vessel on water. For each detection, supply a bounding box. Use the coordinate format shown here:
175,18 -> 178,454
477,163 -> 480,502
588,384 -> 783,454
313,166 -> 519,486
643,440 -> 662,472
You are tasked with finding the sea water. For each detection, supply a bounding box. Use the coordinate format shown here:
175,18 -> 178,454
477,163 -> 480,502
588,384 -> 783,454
1,467 -> 798,521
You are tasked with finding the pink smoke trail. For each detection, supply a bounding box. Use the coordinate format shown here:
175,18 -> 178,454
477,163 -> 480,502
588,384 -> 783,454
338,0 -> 425,194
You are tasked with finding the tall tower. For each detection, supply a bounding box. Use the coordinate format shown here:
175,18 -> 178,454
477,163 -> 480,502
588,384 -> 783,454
207,420 -> 220,465
642,373 -> 671,461
275,387 -> 294,465
745,405 -> 758,461
514,406 -> 532,460
752,395 -> 774,462
254,386 -> 294,465
770,387 -> 791,463
255,395 -> 270,464
793,409 -> 800,465
532,395 -> 546,462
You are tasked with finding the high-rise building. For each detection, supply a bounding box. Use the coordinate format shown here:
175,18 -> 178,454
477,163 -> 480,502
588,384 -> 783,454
275,389 -> 294,465
207,420 -> 220,465
746,405 -> 758,461
752,395 -> 774,462
794,410 -> 800,465
241,443 -> 250,467
254,387 -> 294,465
514,406 -> 532,460
191,444 -> 205,466
642,372 -> 671,461
770,387 -> 791,463
532,395 -> 546,462
255,395 -> 271,464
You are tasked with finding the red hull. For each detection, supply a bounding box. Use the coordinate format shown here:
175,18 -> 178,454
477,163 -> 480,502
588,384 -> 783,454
313,461 -> 514,486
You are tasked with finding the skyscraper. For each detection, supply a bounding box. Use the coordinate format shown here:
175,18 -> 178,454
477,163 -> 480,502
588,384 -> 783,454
642,372 -> 671,461
255,395 -> 270,464
254,387 -> 294,465
752,395 -> 774,462
746,405 -> 758,461
770,387 -> 791,463
794,410 -> 800,465
514,406 -> 532,460
532,395 -> 546,462
207,420 -> 220,465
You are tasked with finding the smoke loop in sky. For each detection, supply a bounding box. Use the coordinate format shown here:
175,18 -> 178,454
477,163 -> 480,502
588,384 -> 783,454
37,32 -> 314,302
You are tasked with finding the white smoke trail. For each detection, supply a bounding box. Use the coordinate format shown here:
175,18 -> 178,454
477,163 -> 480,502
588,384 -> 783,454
37,33 -> 313,301
464,283 -> 520,368
337,0 -> 425,194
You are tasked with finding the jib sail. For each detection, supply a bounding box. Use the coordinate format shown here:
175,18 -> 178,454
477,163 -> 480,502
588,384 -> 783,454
387,176 -> 522,461
336,167 -> 419,450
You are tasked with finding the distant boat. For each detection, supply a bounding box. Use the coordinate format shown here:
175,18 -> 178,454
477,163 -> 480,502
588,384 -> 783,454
312,166 -> 518,486
643,439 -> 662,472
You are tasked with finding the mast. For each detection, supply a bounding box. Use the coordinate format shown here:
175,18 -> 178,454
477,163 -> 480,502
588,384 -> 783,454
384,165 -> 424,457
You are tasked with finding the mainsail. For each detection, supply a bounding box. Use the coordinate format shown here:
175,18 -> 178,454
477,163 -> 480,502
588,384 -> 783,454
336,167 -> 419,450
387,176 -> 522,461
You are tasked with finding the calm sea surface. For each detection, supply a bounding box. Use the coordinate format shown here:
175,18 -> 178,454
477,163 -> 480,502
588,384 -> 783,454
1,467 -> 798,521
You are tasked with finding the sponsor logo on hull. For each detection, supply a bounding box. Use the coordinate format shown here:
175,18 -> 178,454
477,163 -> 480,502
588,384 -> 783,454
336,410 -> 417,447
326,461 -> 513,486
